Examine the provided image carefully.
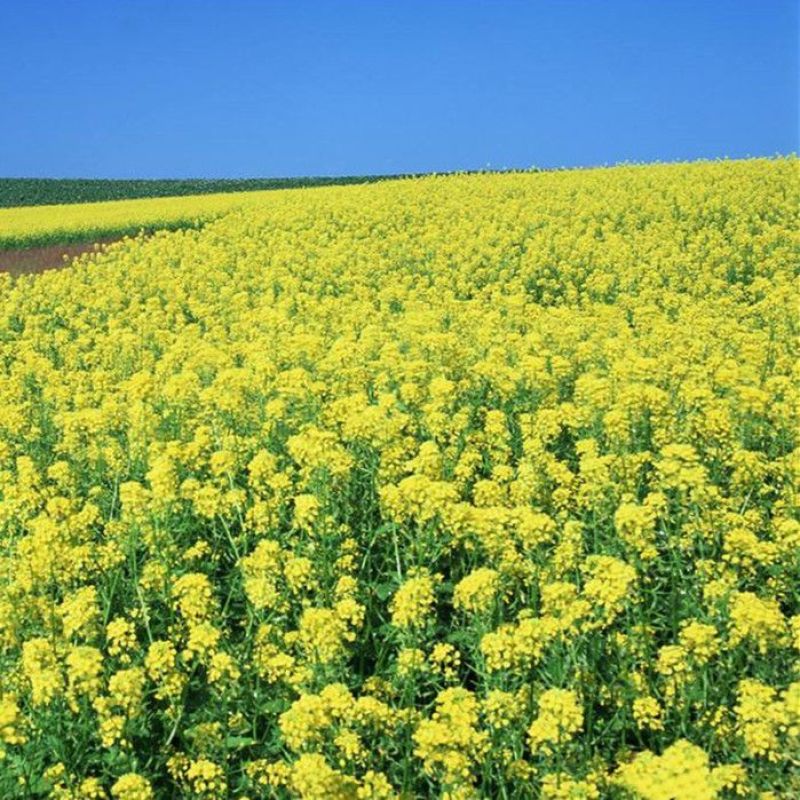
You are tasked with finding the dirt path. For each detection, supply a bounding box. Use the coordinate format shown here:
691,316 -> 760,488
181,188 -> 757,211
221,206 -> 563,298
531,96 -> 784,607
0,237 -> 122,277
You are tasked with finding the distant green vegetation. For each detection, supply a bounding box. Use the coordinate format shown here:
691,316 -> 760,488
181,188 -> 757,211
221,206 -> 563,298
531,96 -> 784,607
0,175 -> 407,208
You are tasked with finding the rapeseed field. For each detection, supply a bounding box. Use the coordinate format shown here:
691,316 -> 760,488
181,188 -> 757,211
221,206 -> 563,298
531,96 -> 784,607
0,158 -> 797,799
0,189 -> 298,250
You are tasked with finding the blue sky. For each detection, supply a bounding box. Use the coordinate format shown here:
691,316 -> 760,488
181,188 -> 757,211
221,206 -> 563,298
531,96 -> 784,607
1,1 -> 797,178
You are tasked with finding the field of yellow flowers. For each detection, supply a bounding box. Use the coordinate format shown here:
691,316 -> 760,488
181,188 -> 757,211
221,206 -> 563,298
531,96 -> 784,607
0,188 -> 301,250
0,158 -> 798,799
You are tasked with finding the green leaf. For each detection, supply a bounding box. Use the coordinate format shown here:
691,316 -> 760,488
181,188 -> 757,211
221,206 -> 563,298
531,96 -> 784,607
225,735 -> 257,749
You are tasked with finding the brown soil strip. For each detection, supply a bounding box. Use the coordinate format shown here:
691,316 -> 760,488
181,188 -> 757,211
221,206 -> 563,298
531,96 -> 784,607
0,237 -> 123,277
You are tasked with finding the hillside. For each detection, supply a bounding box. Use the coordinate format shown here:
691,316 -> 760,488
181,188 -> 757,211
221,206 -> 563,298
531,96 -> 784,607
0,158 -> 797,799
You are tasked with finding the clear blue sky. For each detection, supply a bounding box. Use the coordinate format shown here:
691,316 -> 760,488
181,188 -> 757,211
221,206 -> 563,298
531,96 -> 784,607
1,0 -> 797,178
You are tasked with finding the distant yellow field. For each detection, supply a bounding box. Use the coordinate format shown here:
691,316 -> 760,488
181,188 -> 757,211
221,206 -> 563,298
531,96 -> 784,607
0,186 -> 309,248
